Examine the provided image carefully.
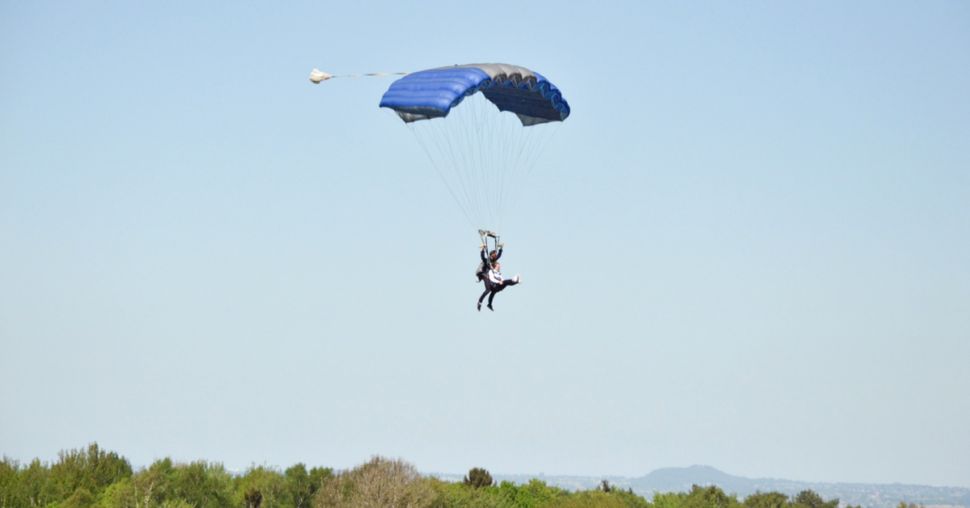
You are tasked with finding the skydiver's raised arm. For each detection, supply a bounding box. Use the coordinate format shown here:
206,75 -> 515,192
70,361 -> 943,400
480,245 -> 488,263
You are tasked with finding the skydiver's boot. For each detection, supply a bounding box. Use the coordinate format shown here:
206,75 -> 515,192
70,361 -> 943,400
487,303 -> 494,311
477,302 -> 482,311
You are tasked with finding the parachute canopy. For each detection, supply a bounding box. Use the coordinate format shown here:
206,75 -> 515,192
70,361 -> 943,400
378,62 -> 569,228
379,63 -> 570,126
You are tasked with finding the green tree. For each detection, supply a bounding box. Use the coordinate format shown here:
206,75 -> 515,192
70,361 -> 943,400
745,491 -> 790,508
21,458 -> 52,507
243,488 -> 263,508
609,488 -> 653,508
463,468 -> 494,489
308,467 -> 334,490
549,490 -> 651,508
130,457 -> 179,506
60,486 -> 95,508
496,479 -> 567,508
170,461 -> 234,508
0,458 -> 25,508
106,458 -> 234,508
428,477 -> 512,508
793,490 -> 837,508
39,443 -> 133,503
654,491 -> 688,508
159,501 -> 194,508
682,485 -> 739,508
234,466 -> 286,508
284,463 -> 329,508
98,478 -> 139,508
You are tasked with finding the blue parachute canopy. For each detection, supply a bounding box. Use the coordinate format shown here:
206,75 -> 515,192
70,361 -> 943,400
379,63 -> 570,126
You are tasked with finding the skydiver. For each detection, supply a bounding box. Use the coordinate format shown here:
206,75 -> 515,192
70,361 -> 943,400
476,243 -> 503,282
477,261 -> 520,311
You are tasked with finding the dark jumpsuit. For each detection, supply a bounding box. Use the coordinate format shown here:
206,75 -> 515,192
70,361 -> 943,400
477,248 -> 517,307
476,247 -> 502,282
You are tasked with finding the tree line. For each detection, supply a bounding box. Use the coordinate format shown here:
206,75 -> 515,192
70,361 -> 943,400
0,443 -> 876,508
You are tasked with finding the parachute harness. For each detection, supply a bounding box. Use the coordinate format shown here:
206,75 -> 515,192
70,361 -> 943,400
479,229 -> 500,271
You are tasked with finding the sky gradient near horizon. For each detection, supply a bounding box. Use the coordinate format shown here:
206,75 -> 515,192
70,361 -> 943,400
2,1 -> 969,487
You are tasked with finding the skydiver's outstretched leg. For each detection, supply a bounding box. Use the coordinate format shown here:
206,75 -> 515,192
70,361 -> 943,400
486,276 -> 520,311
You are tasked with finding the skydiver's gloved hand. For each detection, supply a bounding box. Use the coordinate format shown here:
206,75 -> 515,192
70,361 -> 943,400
498,243 -> 505,249
480,244 -> 486,250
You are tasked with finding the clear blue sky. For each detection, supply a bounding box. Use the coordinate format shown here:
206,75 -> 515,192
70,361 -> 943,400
1,0 -> 968,488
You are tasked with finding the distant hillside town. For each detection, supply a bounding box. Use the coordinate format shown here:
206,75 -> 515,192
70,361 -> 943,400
437,465 -> 970,508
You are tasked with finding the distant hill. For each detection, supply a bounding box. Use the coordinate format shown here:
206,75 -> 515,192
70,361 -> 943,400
631,465 -> 744,492
625,465 -> 970,508
434,466 -> 970,508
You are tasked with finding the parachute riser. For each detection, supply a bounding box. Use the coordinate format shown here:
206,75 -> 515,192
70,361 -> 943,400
478,229 -> 501,270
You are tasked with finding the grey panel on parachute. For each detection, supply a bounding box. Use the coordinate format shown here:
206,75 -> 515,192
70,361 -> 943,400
378,63 -> 570,125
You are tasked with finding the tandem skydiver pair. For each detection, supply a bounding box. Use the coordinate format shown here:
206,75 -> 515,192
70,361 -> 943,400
474,230 -> 520,312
